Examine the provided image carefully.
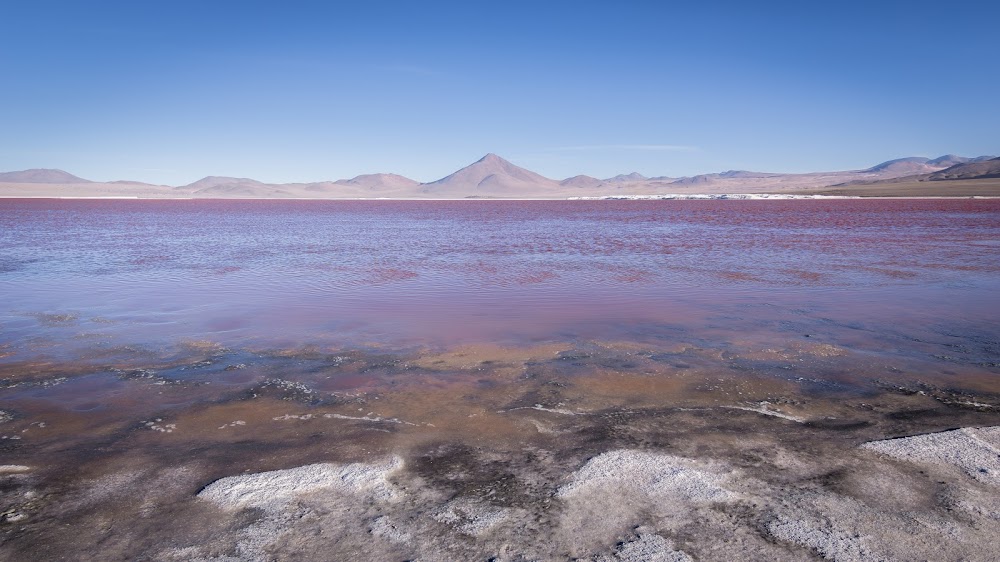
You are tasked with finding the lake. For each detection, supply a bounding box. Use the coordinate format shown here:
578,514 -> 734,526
3,198 -> 998,356
1,198 -> 999,560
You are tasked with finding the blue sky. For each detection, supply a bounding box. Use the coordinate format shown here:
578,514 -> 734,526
2,0 -> 997,184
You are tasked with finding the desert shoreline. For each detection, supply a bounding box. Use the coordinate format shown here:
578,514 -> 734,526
2,339 -> 998,561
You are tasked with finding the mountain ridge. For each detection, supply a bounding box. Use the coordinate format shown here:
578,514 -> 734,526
1,152 -> 996,198
421,153 -> 559,194
0,169 -> 92,184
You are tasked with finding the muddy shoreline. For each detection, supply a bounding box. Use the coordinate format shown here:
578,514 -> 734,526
2,339 -> 998,561
2,199 -> 998,560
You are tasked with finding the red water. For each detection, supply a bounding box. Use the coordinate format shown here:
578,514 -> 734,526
2,198 -> 999,562
1,198 -> 998,374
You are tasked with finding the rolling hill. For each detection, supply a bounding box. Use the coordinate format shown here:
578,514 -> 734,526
0,169 -> 92,183
2,153 -> 997,198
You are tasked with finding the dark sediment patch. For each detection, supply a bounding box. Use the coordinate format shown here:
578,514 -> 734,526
1,339 -> 998,560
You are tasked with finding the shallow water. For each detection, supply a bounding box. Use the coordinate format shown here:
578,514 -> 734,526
1,197 -> 998,442
2,199 -> 999,353
2,199 -> 1000,559
2,198 -> 999,401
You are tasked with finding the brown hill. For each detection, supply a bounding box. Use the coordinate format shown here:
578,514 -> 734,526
926,155 -> 994,167
603,172 -> 647,183
335,173 -> 419,190
109,180 -> 162,187
192,183 -> 293,197
560,175 -> 603,189
927,155 -> 969,167
865,157 -> 939,175
180,176 -> 286,197
421,154 -> 559,195
0,169 -> 91,183
928,157 -> 1000,180
670,174 -> 715,186
3,152 -> 996,199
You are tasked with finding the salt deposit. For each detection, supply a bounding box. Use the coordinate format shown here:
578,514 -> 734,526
433,498 -> 514,536
198,456 -> 403,512
368,515 -> 412,544
596,532 -> 693,562
861,426 -> 1000,485
500,404 -> 585,415
558,450 -> 734,502
723,402 -> 806,423
323,412 -> 416,425
767,515 -> 878,561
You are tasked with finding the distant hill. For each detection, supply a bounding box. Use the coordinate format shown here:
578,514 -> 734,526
109,180 -> 161,187
828,154 -> 1000,189
604,172 -> 647,183
3,152 -> 997,198
181,176 -> 290,196
718,170 -> 776,179
190,183 -> 292,197
926,154 -> 994,167
560,175 -> 603,189
422,153 -> 558,194
927,155 -> 967,167
183,176 -> 269,191
863,154 -> 996,176
0,169 -> 91,183
865,157 -> 936,174
670,174 -> 715,186
335,173 -> 419,190
670,171 -> 775,186
928,157 -> 1000,180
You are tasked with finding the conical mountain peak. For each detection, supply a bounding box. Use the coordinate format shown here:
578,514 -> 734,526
477,153 -> 504,163
424,153 -> 557,192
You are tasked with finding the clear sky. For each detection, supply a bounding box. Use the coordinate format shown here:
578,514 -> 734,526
2,0 -> 997,185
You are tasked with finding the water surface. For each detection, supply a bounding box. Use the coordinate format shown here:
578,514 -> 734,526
3,198 -> 998,355
3,198 -> 1000,559
1,198 -> 998,444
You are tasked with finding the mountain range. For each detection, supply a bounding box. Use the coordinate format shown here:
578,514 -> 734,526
0,153 -> 997,199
